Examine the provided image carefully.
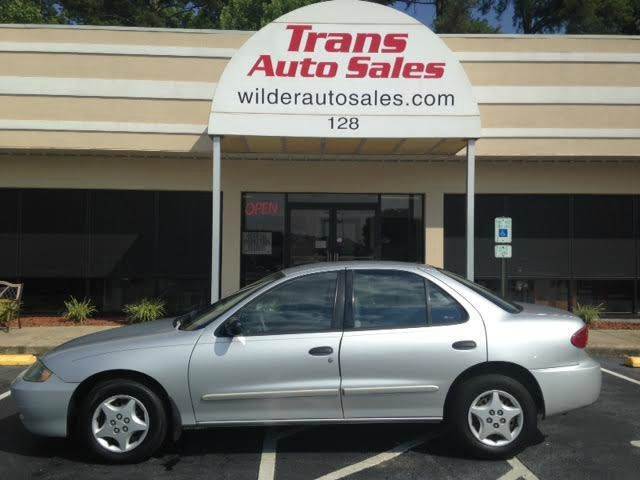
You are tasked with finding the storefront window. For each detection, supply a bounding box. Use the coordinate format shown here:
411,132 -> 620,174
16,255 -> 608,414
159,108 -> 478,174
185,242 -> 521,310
241,193 -> 424,286
0,189 -> 18,279
573,195 -> 635,278
2,188 -> 211,315
241,193 -> 285,285
380,195 -> 423,262
444,194 -> 639,315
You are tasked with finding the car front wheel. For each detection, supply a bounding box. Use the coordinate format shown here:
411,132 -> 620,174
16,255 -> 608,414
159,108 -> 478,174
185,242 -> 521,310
449,374 -> 537,459
78,379 -> 167,463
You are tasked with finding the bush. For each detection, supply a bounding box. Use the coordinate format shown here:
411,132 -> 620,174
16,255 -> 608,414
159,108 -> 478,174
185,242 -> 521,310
574,303 -> 605,326
123,298 -> 166,324
63,297 -> 97,324
0,299 -> 20,331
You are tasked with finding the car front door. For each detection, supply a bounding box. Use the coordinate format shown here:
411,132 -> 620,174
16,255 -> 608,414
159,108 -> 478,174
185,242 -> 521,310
189,270 -> 345,423
339,268 -> 486,419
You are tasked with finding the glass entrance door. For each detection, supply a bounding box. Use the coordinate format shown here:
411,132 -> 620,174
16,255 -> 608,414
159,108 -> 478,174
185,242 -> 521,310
335,208 -> 376,261
288,206 -> 377,266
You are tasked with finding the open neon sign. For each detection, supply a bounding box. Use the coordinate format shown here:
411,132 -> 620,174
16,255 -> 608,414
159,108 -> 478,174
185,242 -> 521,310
245,201 -> 281,216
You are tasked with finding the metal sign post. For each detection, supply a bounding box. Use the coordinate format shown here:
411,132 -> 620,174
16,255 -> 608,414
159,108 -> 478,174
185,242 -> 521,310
494,217 -> 512,298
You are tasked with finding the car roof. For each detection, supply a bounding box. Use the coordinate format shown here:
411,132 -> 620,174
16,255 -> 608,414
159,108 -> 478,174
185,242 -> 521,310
281,261 -> 439,277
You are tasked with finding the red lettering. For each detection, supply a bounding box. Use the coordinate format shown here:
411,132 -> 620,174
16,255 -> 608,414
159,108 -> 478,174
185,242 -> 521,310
403,62 -> 424,78
325,33 -> 352,53
245,201 -> 280,216
286,24 -> 312,51
346,56 -> 368,78
248,55 -> 274,76
425,62 -> 445,79
382,33 -> 408,53
353,33 -> 381,53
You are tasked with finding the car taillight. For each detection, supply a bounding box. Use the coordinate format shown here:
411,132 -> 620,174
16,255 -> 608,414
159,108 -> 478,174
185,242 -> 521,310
571,325 -> 589,349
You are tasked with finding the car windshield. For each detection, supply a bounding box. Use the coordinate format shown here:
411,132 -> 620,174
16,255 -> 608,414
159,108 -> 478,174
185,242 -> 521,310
179,271 -> 285,330
437,269 -> 523,314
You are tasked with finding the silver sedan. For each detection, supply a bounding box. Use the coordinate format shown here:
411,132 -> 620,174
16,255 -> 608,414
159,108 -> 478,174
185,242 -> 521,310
11,262 -> 601,463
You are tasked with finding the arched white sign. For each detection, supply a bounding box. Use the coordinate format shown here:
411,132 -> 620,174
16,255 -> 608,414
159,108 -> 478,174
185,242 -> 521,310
208,0 -> 480,139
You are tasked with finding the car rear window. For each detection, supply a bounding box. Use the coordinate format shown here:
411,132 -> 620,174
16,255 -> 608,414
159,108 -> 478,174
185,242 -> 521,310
437,269 -> 522,314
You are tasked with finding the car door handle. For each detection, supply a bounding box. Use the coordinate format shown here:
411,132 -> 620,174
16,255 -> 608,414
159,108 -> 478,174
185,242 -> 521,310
309,346 -> 333,356
452,340 -> 477,350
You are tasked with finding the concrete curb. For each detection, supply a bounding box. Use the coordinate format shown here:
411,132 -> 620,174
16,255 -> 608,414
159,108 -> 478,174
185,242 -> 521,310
0,346 -> 53,355
586,347 -> 640,357
0,354 -> 37,366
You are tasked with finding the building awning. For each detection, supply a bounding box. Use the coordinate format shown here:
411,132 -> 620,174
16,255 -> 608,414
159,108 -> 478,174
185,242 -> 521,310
208,0 -> 480,141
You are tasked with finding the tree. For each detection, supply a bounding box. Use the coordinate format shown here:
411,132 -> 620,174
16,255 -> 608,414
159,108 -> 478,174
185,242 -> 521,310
0,0 -> 60,24
494,0 -> 640,34
432,0 -> 498,33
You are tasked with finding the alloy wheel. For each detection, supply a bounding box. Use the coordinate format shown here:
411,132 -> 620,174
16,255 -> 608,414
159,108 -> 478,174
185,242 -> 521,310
91,394 -> 150,453
467,389 -> 523,447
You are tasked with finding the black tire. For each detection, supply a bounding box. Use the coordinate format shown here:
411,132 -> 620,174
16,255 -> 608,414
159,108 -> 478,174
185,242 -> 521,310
448,374 -> 537,459
78,379 -> 168,464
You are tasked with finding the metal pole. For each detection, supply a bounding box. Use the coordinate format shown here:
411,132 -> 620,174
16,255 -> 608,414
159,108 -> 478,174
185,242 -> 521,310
466,139 -> 476,281
500,258 -> 507,297
211,135 -> 221,303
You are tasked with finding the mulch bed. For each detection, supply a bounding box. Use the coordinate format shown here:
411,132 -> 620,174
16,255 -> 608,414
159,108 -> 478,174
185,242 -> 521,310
592,321 -> 640,330
8,316 -> 128,328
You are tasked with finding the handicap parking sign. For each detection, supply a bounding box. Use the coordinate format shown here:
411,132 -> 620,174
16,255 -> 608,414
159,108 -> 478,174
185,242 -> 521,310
495,217 -> 512,244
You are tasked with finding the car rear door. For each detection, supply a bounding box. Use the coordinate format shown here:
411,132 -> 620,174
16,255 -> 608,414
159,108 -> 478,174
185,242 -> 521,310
339,268 -> 486,419
189,269 -> 345,423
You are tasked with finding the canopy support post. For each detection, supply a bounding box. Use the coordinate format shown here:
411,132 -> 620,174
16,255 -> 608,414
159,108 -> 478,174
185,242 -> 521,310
466,139 -> 476,281
211,135 -> 222,303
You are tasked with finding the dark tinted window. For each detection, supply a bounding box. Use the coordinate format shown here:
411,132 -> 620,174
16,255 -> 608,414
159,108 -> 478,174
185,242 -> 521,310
0,189 -> 18,278
351,270 -> 427,330
428,281 -> 468,325
21,189 -> 87,277
235,271 -> 337,335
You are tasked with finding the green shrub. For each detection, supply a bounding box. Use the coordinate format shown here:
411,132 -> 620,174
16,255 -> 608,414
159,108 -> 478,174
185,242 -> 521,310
574,303 -> 605,326
0,299 -> 20,330
63,296 -> 97,324
123,298 -> 166,324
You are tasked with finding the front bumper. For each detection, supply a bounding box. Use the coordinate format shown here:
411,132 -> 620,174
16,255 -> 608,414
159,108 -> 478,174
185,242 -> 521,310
532,358 -> 601,417
10,369 -> 77,438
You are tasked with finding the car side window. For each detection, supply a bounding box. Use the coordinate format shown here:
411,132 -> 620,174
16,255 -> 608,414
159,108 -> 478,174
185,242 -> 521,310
427,281 -> 469,325
232,271 -> 338,336
351,270 -> 428,330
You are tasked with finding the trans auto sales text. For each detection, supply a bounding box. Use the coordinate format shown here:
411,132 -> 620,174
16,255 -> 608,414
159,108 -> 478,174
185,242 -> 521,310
247,24 -> 446,79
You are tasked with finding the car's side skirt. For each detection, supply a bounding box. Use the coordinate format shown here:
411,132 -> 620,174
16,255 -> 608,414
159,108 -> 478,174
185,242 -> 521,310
185,416 -> 443,429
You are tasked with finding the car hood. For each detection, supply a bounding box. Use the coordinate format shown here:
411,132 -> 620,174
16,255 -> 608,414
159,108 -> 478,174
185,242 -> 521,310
515,302 -> 578,320
42,317 -> 201,365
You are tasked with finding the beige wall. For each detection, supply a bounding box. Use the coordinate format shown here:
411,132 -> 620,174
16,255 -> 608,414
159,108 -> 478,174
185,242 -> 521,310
0,25 -> 638,157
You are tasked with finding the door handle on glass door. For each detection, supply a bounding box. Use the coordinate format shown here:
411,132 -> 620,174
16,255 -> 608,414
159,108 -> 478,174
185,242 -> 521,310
309,346 -> 333,356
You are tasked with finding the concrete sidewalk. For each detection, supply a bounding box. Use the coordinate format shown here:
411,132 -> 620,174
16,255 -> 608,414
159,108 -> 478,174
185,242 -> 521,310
0,325 -> 639,356
0,326 -> 118,355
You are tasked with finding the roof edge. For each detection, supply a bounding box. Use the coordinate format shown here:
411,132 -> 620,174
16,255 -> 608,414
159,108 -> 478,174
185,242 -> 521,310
1,23 -> 639,40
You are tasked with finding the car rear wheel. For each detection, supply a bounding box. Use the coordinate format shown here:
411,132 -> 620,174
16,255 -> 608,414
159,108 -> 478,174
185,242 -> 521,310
449,374 -> 537,459
78,379 -> 167,463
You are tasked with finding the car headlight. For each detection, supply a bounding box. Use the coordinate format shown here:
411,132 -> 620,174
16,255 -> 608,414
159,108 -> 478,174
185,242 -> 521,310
22,360 -> 53,382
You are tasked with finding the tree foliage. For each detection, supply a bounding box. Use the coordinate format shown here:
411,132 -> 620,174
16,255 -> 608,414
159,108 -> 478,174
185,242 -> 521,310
0,0 -> 637,34
0,0 -> 60,24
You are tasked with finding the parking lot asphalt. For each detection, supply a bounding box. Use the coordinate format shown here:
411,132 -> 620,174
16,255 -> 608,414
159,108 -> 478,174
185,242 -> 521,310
0,356 -> 638,480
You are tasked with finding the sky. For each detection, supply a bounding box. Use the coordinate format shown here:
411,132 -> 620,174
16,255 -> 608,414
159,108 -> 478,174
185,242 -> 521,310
391,1 -> 518,33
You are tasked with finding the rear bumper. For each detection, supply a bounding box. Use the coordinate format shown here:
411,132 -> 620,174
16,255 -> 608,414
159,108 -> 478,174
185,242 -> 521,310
10,369 -> 77,438
532,358 -> 601,417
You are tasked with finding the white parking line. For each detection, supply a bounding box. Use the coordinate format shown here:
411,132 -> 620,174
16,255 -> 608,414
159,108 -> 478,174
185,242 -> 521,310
602,368 -> 640,386
0,390 -> 10,401
497,458 -> 540,480
314,435 -> 428,480
257,427 -> 307,480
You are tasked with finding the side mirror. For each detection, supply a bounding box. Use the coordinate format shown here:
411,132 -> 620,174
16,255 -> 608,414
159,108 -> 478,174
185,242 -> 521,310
224,317 -> 243,337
